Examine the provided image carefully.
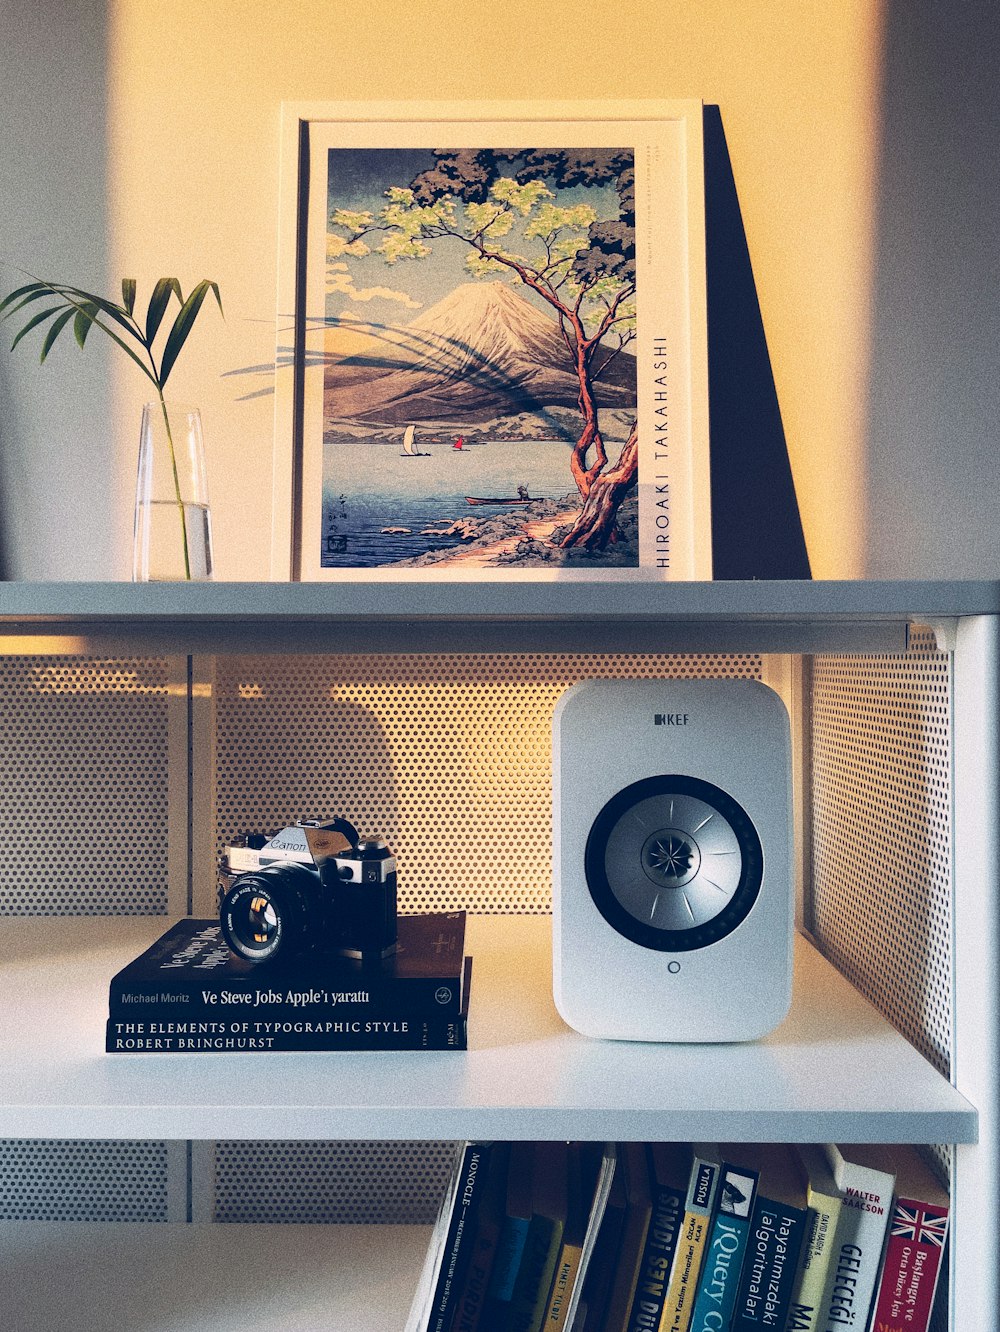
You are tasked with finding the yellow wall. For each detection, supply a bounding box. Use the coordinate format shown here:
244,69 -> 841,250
108,0 -> 885,579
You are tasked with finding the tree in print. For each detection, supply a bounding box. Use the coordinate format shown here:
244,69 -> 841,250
328,148 -> 638,551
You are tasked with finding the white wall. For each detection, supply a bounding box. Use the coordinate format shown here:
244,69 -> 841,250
0,0 -> 123,579
4,1 -> 994,582
864,0 -> 1000,579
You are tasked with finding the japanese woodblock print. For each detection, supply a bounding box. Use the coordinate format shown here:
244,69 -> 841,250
276,102 -> 710,580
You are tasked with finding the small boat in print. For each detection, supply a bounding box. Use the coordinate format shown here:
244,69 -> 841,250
400,425 -> 428,457
465,485 -> 536,507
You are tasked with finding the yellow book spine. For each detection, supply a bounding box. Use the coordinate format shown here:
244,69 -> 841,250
657,1211 -> 710,1332
545,1241 -> 584,1328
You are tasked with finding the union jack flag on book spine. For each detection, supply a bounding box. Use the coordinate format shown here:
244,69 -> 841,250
869,1195 -> 950,1332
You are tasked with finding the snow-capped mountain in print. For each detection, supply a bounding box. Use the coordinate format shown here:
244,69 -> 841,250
323,280 -> 637,425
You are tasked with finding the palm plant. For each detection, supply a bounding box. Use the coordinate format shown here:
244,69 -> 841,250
0,276 -> 223,578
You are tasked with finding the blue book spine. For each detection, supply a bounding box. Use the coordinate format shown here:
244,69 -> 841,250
487,1214 -> 531,1304
688,1165 -> 759,1332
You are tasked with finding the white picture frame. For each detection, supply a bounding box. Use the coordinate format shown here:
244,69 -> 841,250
271,99 -> 711,582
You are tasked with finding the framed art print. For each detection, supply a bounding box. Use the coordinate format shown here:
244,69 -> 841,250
272,100 -> 711,581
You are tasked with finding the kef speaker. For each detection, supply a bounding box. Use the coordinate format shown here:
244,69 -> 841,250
552,679 -> 793,1042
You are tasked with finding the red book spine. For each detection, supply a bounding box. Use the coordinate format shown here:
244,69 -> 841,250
869,1195 -> 949,1332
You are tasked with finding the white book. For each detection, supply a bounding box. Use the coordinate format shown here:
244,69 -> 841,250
565,1143 -> 619,1332
815,1145 -> 896,1332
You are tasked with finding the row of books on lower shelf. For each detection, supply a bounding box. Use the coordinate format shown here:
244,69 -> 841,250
407,1139 -> 949,1332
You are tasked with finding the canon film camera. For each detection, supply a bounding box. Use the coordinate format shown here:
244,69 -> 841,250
218,817 -> 397,966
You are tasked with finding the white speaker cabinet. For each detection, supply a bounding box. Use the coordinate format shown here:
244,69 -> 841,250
553,678 -> 793,1041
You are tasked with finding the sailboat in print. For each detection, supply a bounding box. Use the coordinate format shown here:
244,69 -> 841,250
400,425 -> 428,457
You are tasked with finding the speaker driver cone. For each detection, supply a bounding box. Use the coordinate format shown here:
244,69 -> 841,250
584,774 -> 764,951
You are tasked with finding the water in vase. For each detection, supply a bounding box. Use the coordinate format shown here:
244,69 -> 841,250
134,500 -> 214,581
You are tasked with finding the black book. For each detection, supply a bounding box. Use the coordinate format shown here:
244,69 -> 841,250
105,955 -> 472,1052
108,913 -> 469,1021
507,1140 -> 570,1332
729,1144 -> 811,1332
480,1140 -> 535,1329
452,1142 -> 512,1332
604,1142 -> 653,1332
625,1142 -> 690,1332
428,1143 -> 495,1332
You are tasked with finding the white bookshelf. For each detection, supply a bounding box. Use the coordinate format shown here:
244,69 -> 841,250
0,579 -> 996,1329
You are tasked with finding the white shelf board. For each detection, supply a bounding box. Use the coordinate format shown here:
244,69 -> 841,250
2,578 -> 996,654
1,578 -> 998,623
0,915 -> 975,1143
0,1222 -> 430,1332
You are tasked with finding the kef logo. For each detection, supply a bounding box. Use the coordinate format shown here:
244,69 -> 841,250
654,713 -> 689,726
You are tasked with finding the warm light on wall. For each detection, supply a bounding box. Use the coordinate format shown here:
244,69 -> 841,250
108,0 -> 886,580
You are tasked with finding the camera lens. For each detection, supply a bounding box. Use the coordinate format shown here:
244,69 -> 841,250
245,893 -> 278,946
220,862 -> 317,963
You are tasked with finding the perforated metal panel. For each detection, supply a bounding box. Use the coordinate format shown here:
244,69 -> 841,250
808,626 -> 953,1076
202,654 -> 767,1226
0,1140 -> 178,1221
0,638 -> 961,1276
0,657 -> 175,914
208,1140 -> 457,1224
210,652 -> 764,915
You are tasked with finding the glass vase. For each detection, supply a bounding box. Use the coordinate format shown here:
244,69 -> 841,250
133,401 -> 214,581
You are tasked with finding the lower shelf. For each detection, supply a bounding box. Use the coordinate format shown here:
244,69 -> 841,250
0,1222 -> 432,1332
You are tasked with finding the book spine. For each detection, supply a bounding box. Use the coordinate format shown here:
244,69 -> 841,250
867,1195 -> 949,1332
109,994 -> 461,1029
626,1181 -> 686,1332
815,1165 -> 894,1332
657,1158 -> 721,1332
483,1214 -> 531,1326
429,1144 -> 493,1332
687,1166 -> 759,1332
105,1015 -> 466,1052
785,1191 -> 842,1332
109,973 -> 463,1018
545,1239 -> 584,1329
509,1216 -> 563,1332
730,1199 -> 808,1332
452,1145 -> 509,1332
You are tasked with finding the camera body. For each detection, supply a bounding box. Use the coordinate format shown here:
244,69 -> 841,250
219,817 -> 397,966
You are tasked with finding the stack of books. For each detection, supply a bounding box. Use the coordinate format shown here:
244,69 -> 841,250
404,1140 -> 949,1332
106,913 -> 471,1052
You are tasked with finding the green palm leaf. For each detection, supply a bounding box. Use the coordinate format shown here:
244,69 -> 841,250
0,284 -> 59,321
158,280 -> 223,387
39,308 -> 76,362
0,281 -> 45,315
73,302 -> 101,349
2,273 -> 221,396
145,278 -> 183,346
77,315 -> 158,385
49,284 -> 137,339
51,286 -> 158,384
9,305 -> 65,353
